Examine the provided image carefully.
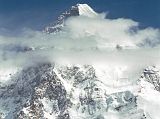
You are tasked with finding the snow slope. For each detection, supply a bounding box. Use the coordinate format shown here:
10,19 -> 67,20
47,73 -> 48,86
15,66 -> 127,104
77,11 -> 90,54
77,4 -> 98,17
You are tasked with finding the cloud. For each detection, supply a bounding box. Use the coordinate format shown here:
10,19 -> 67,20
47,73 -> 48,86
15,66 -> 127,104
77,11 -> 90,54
0,12 -> 160,78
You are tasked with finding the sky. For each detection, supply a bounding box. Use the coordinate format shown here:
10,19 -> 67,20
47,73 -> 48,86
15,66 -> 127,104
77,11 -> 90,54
0,0 -> 159,36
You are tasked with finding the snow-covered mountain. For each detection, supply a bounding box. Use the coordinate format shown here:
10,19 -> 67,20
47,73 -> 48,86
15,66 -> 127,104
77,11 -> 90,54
0,64 -> 143,119
1,63 -> 160,119
43,4 -> 98,34
0,3 -> 160,119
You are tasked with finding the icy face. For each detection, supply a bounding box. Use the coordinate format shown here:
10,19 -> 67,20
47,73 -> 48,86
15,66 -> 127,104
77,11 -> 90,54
77,4 -> 98,17
137,66 -> 160,119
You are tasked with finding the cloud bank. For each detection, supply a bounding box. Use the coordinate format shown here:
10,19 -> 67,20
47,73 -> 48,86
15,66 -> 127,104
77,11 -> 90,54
0,13 -> 160,73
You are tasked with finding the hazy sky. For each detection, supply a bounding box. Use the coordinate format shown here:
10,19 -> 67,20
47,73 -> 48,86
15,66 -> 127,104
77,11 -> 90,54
0,0 -> 159,36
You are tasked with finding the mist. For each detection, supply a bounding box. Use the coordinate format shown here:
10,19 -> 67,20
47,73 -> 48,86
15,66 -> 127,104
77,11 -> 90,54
0,13 -> 160,78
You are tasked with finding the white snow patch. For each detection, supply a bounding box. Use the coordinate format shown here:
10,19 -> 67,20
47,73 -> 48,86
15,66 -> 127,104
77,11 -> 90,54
138,79 -> 160,119
40,98 -> 57,119
0,67 -> 18,84
53,68 -> 73,92
77,4 -> 98,18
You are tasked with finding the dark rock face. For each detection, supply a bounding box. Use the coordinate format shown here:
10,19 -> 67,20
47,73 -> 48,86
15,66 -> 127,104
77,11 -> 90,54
44,5 -> 79,33
0,63 -> 69,119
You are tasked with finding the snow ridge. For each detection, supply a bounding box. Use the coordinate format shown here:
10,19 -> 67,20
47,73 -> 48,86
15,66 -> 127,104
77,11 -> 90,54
77,4 -> 98,17
44,4 -> 98,33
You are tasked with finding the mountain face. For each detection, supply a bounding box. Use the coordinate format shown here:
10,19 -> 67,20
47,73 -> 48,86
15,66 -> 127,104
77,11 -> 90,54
43,4 -> 97,33
0,4 -> 160,119
0,63 -> 148,119
1,63 -> 158,119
